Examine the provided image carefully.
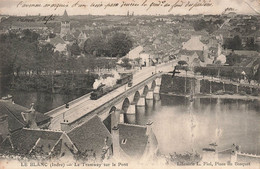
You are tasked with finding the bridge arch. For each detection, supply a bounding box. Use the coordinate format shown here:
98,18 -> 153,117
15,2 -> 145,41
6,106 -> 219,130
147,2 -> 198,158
143,85 -> 149,96
133,91 -> 141,104
121,98 -> 130,114
151,80 -> 156,90
103,106 -> 118,132
109,106 -> 117,114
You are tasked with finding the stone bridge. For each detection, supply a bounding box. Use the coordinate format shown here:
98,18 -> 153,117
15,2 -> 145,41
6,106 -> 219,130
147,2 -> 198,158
59,73 -> 163,132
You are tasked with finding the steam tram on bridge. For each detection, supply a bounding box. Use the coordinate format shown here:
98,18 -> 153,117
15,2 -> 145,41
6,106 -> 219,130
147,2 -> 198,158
90,73 -> 133,100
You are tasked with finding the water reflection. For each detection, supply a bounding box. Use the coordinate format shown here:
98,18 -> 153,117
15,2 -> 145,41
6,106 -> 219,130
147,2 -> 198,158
136,94 -> 260,156
9,91 -> 83,113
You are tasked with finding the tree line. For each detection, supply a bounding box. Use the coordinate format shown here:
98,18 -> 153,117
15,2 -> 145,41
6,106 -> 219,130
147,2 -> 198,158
194,66 -> 259,84
0,29 -> 132,93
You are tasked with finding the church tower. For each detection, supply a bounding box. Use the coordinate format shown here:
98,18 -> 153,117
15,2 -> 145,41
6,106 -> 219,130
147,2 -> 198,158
60,10 -> 70,36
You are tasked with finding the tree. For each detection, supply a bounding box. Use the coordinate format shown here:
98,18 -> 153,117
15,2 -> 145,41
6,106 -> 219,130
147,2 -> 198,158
193,19 -> 206,31
226,53 -> 242,66
178,60 -> 188,66
134,58 -> 142,67
0,30 -> 40,77
120,57 -> 132,69
83,36 -> 107,57
224,35 -> 243,50
49,33 -> 56,39
172,29 -> 179,35
108,33 -> 133,57
70,42 -> 81,56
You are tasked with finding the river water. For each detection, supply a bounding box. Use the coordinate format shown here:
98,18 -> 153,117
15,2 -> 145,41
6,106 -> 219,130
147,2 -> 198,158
5,91 -> 260,155
5,91 -> 84,113
137,94 -> 260,155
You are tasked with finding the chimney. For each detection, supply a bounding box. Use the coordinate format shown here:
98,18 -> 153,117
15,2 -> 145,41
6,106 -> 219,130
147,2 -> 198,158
111,126 -> 120,158
21,103 -> 38,129
0,114 -> 9,143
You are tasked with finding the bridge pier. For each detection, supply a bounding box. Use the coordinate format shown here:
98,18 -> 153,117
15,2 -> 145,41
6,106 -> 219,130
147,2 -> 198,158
136,96 -> 145,119
125,104 -> 136,124
137,96 -> 145,107
120,112 -> 124,123
50,74 -> 165,131
153,100 -> 161,112
155,77 -> 162,86
112,109 -> 121,127
110,110 -> 117,128
153,85 -> 160,101
146,90 -> 154,107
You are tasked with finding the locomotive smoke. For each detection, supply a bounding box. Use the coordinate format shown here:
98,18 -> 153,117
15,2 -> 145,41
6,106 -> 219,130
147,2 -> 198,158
93,71 -> 121,89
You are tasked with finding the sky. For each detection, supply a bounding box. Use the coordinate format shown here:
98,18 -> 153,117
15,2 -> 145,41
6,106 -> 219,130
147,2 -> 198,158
0,0 -> 259,16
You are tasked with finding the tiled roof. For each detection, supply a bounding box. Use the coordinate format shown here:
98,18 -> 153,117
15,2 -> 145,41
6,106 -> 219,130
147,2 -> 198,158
63,33 -> 75,42
0,102 -> 25,132
32,138 -> 59,155
118,123 -> 148,158
182,36 -> 207,51
0,101 -> 51,132
73,30 -> 82,39
49,36 -> 66,45
67,115 -> 112,158
226,50 -> 259,57
1,128 -> 63,155
179,49 -> 203,57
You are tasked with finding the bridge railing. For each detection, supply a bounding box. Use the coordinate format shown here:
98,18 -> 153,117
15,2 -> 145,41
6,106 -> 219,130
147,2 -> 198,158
61,73 -> 163,129
45,69 -> 143,117
45,92 -> 92,117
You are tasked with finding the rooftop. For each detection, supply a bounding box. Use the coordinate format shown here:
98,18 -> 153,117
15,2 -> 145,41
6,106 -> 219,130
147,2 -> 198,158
182,36 -> 207,51
118,123 -> 148,158
0,101 -> 51,132
67,115 -> 112,158
62,10 -> 70,22
1,128 -> 63,155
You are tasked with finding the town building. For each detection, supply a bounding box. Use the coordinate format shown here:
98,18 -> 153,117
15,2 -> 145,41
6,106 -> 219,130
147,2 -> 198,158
60,10 -> 70,36
0,114 -> 112,161
178,36 -> 212,67
0,99 -> 51,134
111,121 -> 158,161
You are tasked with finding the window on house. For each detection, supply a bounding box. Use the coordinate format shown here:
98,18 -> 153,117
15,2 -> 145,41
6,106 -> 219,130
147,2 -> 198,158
121,139 -> 127,144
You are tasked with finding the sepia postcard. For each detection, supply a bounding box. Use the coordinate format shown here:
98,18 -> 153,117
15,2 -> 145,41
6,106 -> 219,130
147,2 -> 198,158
0,0 -> 259,168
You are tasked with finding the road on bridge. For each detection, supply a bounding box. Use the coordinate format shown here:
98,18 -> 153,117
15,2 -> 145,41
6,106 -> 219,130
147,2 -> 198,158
48,61 -> 177,130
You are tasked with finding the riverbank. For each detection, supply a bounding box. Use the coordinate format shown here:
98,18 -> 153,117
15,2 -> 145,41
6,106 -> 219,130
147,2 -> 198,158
1,73 -> 97,95
161,92 -> 260,101
160,74 -> 260,97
